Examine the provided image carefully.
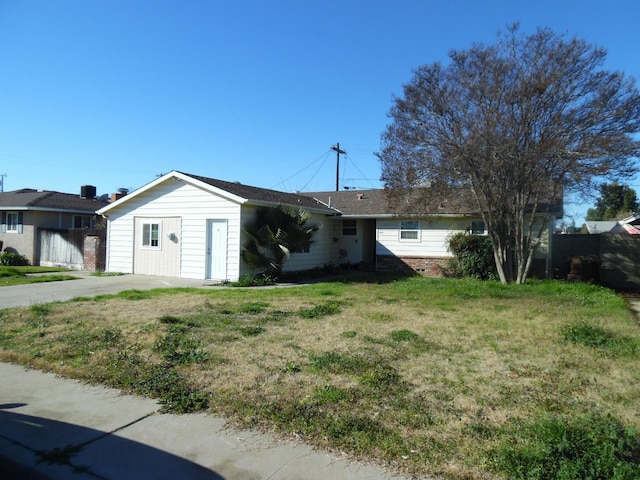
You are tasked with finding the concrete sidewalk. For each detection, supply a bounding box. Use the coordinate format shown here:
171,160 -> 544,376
0,363 -> 413,480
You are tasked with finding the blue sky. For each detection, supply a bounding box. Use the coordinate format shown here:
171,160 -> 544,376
1,0 -> 638,221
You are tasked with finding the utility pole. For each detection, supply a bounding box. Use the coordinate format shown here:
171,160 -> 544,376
331,143 -> 346,191
0,174 -> 6,193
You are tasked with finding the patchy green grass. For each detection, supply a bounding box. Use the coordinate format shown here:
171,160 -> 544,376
0,266 -> 77,286
0,276 -> 639,479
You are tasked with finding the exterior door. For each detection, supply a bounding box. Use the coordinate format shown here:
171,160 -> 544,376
206,219 -> 228,280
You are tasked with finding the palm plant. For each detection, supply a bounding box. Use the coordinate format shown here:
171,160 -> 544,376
241,206 -> 318,277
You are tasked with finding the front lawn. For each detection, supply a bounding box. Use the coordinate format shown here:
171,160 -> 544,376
0,266 -> 77,286
0,276 -> 638,479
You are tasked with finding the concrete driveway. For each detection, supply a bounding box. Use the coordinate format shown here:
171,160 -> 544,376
0,272 -> 220,309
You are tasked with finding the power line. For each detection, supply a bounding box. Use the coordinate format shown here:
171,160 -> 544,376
343,153 -> 377,189
299,153 -> 332,192
271,150 -> 332,190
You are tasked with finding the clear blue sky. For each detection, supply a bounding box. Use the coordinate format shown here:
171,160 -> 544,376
1,0 -> 638,221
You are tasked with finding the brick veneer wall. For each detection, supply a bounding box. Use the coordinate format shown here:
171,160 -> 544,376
83,234 -> 105,271
377,255 -> 549,279
376,255 -> 448,277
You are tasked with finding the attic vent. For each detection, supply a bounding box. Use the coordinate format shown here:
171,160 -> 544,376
80,185 -> 97,199
357,193 -> 365,200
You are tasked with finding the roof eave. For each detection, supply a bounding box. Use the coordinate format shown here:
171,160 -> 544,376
0,206 -> 101,214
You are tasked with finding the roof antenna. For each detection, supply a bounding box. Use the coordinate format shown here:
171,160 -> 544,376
0,173 -> 6,192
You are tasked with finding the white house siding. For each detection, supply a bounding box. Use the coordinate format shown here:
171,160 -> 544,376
104,180 -> 242,280
104,214 -> 134,273
375,215 -> 554,277
376,217 -> 471,258
284,213 -> 336,272
237,206 -> 337,276
375,217 -> 473,275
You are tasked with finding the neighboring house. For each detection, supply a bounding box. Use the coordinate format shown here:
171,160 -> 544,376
0,187 -> 107,268
98,171 -> 561,281
584,221 -> 620,234
584,214 -> 640,234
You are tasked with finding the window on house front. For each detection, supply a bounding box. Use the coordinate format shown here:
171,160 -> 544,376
2,212 -> 23,233
342,219 -> 357,236
400,221 -> 420,241
471,221 -> 486,234
142,223 -> 160,248
7,212 -> 19,232
73,215 -> 92,229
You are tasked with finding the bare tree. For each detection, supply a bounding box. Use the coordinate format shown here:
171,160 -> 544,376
378,24 -> 640,284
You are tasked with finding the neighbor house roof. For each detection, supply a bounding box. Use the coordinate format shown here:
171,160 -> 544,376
98,171 -> 338,215
619,212 -> 640,226
585,221 -> 619,234
0,189 -> 106,213
585,214 -> 640,234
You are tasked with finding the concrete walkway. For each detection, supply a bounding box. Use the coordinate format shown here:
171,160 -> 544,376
0,272 -> 221,309
0,273 -> 414,479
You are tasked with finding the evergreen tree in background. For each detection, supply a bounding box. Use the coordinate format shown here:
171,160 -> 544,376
585,182 -> 639,221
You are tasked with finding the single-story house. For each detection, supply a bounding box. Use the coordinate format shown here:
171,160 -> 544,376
0,187 -> 107,267
303,189 -> 557,276
97,171 -> 560,280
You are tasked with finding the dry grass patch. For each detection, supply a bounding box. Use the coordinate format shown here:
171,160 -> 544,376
1,277 -> 639,479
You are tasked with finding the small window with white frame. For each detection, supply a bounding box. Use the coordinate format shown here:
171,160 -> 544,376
3,211 -> 23,233
399,220 -> 420,241
141,222 -> 161,248
7,212 -> 20,232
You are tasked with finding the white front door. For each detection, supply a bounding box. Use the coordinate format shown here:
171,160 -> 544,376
206,219 -> 228,280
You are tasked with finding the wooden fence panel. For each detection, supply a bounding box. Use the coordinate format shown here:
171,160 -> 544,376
552,234 -> 640,291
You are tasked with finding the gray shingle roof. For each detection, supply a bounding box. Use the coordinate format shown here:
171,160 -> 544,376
0,189 -> 106,212
302,189 -> 478,216
304,187 -> 563,217
302,190 -> 392,216
180,172 -> 337,213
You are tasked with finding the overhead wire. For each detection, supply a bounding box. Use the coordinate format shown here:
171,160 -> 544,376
271,144 -> 379,192
343,152 -> 378,189
271,150 -> 332,190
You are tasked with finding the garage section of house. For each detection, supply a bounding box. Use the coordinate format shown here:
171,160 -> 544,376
133,216 -> 181,277
97,171 -> 337,281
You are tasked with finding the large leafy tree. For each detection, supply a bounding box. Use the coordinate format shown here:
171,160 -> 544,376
378,25 -> 640,284
241,206 -> 318,277
585,182 -> 639,221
